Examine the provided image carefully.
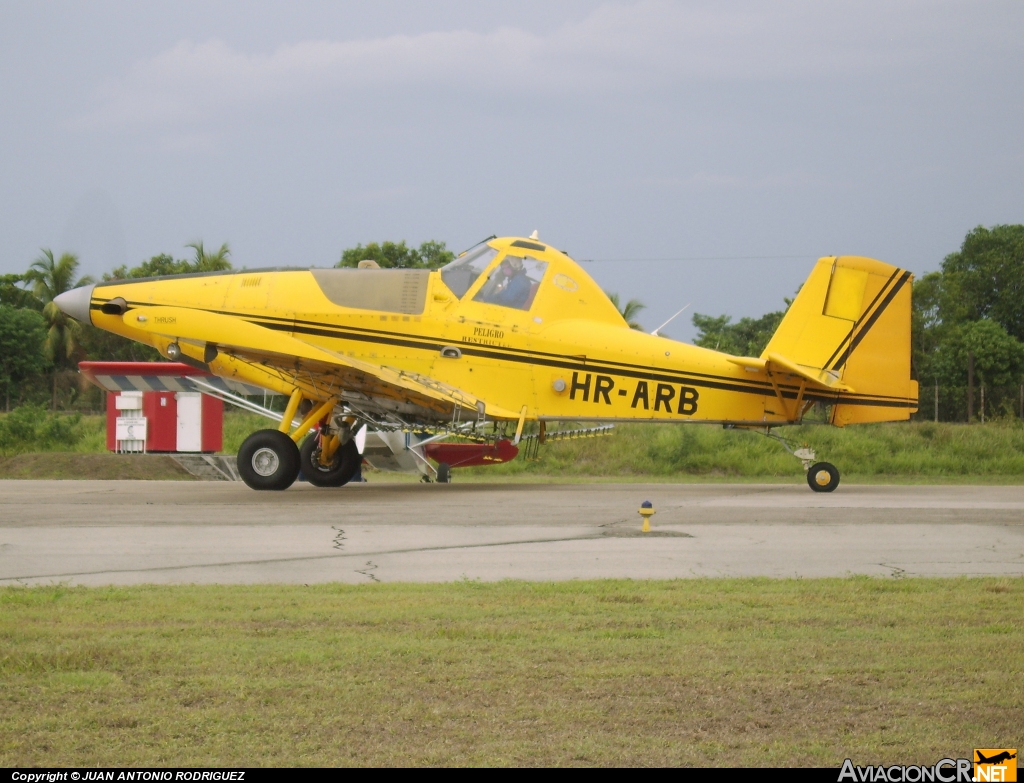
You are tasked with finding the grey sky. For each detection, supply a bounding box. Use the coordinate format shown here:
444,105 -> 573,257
2,1 -> 1021,339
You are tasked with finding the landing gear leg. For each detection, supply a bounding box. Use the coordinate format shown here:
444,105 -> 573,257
237,389 -> 341,491
766,430 -> 840,493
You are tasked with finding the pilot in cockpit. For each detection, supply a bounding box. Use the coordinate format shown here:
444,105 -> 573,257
489,256 -> 531,308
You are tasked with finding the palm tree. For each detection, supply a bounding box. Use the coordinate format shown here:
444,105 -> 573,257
186,241 -> 232,272
23,249 -> 94,409
607,292 -> 646,330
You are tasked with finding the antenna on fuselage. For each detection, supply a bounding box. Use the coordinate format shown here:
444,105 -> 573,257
651,302 -> 691,337
529,230 -> 539,240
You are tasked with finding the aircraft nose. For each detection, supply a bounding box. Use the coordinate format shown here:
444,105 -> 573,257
53,283 -> 96,325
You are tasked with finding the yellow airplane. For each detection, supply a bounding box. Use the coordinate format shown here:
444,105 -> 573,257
55,235 -> 917,492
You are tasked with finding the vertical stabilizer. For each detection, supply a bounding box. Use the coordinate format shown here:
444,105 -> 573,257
761,256 -> 918,425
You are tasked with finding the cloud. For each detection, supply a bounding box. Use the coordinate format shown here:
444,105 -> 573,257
77,0 -> 1008,130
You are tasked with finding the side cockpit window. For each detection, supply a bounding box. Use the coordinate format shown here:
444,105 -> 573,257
473,255 -> 547,311
439,245 -> 499,298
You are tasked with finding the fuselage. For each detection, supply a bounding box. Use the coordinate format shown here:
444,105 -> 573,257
74,237 -> 862,426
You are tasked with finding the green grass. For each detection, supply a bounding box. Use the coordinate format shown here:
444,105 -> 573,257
0,453 -> 193,480
1,578 -> 1021,766
4,409 -> 1024,481
222,409 -> 277,454
0,406 -> 106,457
222,412 -> 1024,480
464,419 -> 1024,481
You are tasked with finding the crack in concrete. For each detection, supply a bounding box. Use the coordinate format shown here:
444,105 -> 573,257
0,530 -> 668,582
880,563 -> 908,579
331,527 -> 346,550
355,560 -> 380,583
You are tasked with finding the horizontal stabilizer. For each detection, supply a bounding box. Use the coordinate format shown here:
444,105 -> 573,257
727,354 -> 854,392
764,353 -> 854,392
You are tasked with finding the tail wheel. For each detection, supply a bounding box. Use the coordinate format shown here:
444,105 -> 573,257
436,462 -> 452,484
300,434 -> 361,487
807,462 -> 840,493
238,430 -> 300,491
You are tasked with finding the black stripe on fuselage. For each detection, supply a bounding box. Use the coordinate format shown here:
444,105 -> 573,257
89,297 -> 917,409
262,315 -> 915,407
90,297 -> 780,396
264,316 -> 915,408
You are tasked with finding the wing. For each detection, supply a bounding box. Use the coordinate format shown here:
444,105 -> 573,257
124,305 -> 521,420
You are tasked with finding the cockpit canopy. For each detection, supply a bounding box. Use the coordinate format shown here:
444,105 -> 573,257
471,255 -> 547,311
440,243 -> 548,312
432,236 -> 630,327
439,243 -> 498,298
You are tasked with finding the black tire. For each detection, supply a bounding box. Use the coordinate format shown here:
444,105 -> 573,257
807,461 -> 840,493
436,462 -> 452,484
237,429 -> 301,491
299,434 -> 361,487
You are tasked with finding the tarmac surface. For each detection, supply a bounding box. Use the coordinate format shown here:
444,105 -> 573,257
1,480 -> 1023,584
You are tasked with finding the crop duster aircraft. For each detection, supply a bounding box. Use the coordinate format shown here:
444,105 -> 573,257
55,236 -> 918,492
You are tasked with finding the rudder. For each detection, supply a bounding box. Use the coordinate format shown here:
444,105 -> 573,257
760,256 -> 918,425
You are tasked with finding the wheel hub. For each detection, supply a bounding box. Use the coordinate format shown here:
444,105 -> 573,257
312,449 -> 336,472
252,447 -> 280,476
814,469 -> 831,486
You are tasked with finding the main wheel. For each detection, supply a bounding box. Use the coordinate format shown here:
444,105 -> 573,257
435,462 -> 452,484
807,461 -> 840,493
237,429 -> 301,491
299,434 -> 361,487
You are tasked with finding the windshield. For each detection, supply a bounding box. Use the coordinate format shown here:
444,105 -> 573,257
440,245 -> 499,298
473,255 -> 548,311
